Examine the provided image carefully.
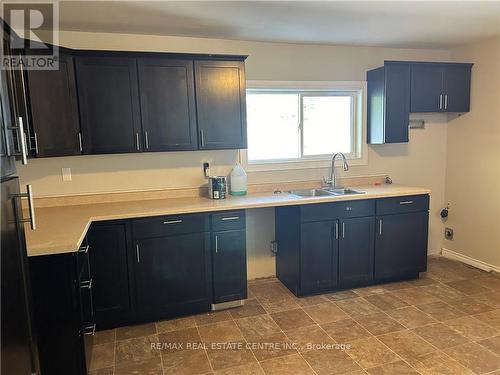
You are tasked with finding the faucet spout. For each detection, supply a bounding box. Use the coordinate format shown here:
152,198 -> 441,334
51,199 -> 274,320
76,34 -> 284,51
326,153 -> 349,189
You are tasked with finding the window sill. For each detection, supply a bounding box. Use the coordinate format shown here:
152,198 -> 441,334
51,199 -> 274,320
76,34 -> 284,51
241,152 -> 368,172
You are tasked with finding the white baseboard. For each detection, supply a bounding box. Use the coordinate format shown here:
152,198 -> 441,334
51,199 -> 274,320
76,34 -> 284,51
441,248 -> 500,273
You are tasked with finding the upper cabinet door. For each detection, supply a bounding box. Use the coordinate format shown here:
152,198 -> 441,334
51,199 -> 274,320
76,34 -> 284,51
384,63 -> 411,143
443,65 -> 472,113
137,58 -> 198,151
194,60 -> 247,150
410,64 -> 444,112
27,52 -> 81,157
75,56 -> 142,154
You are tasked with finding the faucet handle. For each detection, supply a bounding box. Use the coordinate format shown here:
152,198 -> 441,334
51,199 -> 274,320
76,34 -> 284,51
323,176 -> 332,185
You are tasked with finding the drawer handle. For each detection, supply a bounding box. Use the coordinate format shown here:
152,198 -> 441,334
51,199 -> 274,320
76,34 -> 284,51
215,235 -> 218,253
83,324 -> 96,336
345,207 -> 352,211
80,279 -> 92,289
221,216 -> 240,221
163,219 -> 183,225
78,244 -> 89,254
399,201 -> 414,205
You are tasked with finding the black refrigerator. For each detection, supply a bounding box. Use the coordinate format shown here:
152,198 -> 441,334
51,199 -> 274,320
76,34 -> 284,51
1,45 -> 40,375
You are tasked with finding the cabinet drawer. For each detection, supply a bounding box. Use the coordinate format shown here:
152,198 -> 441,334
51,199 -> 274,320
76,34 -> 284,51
212,211 -> 246,231
376,195 -> 429,215
300,200 -> 375,222
133,213 -> 209,239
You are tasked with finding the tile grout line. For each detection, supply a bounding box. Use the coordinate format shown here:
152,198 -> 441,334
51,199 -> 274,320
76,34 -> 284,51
249,287 -> 319,374
355,280 -> 496,374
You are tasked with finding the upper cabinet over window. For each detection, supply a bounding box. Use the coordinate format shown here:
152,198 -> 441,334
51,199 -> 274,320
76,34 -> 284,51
367,60 -> 473,144
195,60 -> 247,150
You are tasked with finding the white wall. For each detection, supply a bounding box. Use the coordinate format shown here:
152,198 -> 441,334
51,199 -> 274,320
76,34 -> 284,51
443,37 -> 500,269
18,31 -> 453,278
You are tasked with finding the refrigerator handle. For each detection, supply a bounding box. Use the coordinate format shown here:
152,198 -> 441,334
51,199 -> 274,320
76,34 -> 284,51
12,184 -> 36,230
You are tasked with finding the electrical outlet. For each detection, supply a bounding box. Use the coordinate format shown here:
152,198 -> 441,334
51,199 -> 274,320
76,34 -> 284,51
445,227 -> 454,240
61,168 -> 72,181
270,241 -> 278,255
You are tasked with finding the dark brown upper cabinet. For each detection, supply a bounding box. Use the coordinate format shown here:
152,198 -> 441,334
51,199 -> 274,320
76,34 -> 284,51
137,58 -> 198,151
410,62 -> 472,113
27,52 -> 82,157
75,56 -> 142,154
195,60 -> 247,150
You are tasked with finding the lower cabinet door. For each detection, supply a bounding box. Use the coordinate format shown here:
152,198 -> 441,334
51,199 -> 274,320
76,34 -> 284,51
375,212 -> 429,281
338,217 -> 375,289
88,223 -> 133,329
212,229 -> 247,303
134,232 -> 212,320
300,220 -> 338,294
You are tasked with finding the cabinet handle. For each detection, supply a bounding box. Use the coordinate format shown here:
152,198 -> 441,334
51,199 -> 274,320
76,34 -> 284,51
78,244 -> 89,254
83,324 -> 96,336
379,219 -> 383,236
335,222 -> 339,240
136,244 -> 140,263
342,222 -> 345,239
33,132 -> 39,155
80,279 -> 92,289
144,131 -> 149,149
444,94 -> 448,110
18,117 -> 28,165
163,219 -> 182,225
399,200 -> 414,205
135,133 -> 140,150
215,235 -> 218,253
221,216 -> 239,221
200,130 -> 205,148
439,94 -> 443,110
78,132 -> 83,152
13,184 -> 36,230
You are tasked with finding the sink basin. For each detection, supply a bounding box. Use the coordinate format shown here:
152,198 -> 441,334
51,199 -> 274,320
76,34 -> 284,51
323,188 -> 365,195
289,189 -> 336,197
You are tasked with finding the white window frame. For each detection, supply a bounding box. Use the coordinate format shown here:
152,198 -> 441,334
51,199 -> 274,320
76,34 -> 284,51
241,80 -> 368,172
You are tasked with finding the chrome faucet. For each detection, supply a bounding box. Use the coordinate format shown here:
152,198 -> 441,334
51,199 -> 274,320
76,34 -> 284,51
324,153 -> 349,189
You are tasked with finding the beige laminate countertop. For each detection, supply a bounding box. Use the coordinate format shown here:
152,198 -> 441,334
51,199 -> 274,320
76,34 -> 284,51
25,184 -> 431,257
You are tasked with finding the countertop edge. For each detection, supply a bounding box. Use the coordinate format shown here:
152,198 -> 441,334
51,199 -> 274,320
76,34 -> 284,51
27,186 -> 431,257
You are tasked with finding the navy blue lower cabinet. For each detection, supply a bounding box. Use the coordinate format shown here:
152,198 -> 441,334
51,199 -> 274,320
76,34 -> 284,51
300,220 -> 338,295
212,229 -> 247,303
338,217 -> 375,289
88,222 -> 135,329
275,197 -> 429,297
134,232 -> 212,321
374,211 -> 429,282
30,252 -> 92,375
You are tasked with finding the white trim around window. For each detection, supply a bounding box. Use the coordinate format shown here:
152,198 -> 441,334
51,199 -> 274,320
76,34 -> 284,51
241,80 -> 368,172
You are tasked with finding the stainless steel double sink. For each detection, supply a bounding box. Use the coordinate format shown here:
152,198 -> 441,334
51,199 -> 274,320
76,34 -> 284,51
288,187 -> 365,197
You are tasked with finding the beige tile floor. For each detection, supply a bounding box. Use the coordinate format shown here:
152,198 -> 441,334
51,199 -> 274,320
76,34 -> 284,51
89,257 -> 500,375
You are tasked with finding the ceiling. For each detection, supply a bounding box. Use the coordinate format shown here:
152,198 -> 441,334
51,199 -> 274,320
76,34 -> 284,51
57,1 -> 500,49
